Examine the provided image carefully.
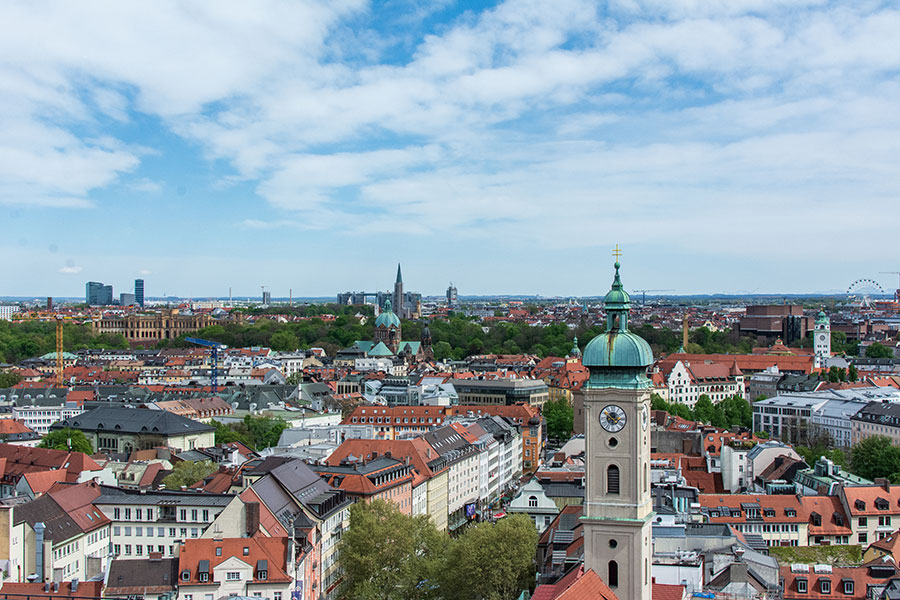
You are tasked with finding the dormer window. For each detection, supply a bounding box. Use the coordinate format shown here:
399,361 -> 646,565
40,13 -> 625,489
876,498 -> 889,510
855,500 -> 866,511
810,513 -> 822,527
843,579 -> 854,594
181,570 -> 190,581
819,578 -> 830,594
797,577 -> 807,593
257,560 -> 268,580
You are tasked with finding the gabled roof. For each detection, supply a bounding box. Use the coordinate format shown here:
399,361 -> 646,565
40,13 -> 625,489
14,482 -> 109,541
106,556 -> 178,594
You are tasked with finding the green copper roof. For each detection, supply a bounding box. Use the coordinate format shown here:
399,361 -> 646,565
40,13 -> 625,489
583,257 -> 654,383
816,310 -> 828,325
396,263 -> 403,284
375,299 -> 401,328
368,341 -> 394,357
603,261 -> 631,308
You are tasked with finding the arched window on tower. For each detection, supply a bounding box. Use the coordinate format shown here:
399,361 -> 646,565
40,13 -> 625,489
608,560 -> 619,587
528,496 -> 538,508
607,465 -> 620,495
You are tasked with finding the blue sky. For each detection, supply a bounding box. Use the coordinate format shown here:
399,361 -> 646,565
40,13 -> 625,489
2,0 -> 899,298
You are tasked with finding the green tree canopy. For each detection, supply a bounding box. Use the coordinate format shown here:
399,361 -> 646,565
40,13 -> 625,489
242,415 -> 287,450
441,515 -> 538,600
162,460 -> 217,490
866,343 -> 895,359
850,435 -> 900,481
340,499 -> 446,600
38,428 -> 93,454
0,371 -> 22,388
542,398 -> 573,442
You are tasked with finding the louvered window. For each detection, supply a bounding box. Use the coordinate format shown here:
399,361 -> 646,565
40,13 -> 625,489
607,465 -> 620,495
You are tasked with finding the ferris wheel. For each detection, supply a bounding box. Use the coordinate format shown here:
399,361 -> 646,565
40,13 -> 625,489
846,278 -> 886,308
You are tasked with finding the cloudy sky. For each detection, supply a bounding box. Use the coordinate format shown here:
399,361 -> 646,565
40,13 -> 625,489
2,0 -> 899,298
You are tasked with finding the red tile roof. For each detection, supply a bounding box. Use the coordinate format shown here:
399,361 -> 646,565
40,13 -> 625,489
179,537 -> 291,584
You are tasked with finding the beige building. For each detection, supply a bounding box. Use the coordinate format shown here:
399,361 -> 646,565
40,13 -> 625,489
91,309 -> 236,344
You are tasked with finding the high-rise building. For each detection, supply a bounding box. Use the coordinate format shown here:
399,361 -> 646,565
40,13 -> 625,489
86,281 -> 113,306
446,282 -> 458,307
262,290 -> 271,305
120,293 -> 136,306
576,257 -> 653,600
134,279 -> 144,307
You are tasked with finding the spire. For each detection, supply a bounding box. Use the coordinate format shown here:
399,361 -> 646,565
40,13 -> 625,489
604,255 -> 632,332
570,336 -> 581,357
384,298 -> 393,312
396,263 -> 403,284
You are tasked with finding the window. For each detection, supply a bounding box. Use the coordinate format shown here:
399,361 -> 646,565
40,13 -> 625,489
113,544 -> 120,555
136,509 -> 142,520
125,508 -> 131,520
124,545 -> 132,555
226,572 -> 241,581
136,527 -> 142,536
820,579 -> 830,594
113,526 -> 121,536
191,509 -> 198,521
844,580 -> 854,594
608,561 -> 618,588
146,509 -> 153,520
528,496 -> 538,508
607,465 -> 620,495
135,545 -> 142,555
203,510 -> 209,521
216,547 -> 222,556
180,528 -> 188,538
124,527 -> 131,536
114,508 -> 121,520
180,509 -> 187,521
169,528 -> 176,537
199,573 -> 208,583
243,547 -> 250,556
796,578 -> 807,593
184,595 -> 192,600
191,528 -> 199,538
274,593 -> 282,600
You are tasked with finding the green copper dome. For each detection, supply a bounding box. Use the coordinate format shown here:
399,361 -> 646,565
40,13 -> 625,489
582,257 -> 653,388
375,299 -> 401,328
816,310 -> 828,325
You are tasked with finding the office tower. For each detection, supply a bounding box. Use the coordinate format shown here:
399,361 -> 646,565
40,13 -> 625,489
135,279 -> 144,307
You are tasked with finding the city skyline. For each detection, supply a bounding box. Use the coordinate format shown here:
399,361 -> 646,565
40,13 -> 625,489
2,1 -> 899,296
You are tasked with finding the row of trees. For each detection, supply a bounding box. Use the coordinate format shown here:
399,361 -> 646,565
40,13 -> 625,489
542,398 -> 574,441
0,320 -> 128,364
650,393 -> 753,430
850,435 -> 900,482
340,500 -> 538,600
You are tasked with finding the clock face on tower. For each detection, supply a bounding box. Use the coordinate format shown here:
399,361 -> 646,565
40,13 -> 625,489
600,404 -> 627,432
818,334 -> 826,343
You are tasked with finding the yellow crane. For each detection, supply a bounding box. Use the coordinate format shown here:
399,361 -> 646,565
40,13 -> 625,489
55,315 -> 64,388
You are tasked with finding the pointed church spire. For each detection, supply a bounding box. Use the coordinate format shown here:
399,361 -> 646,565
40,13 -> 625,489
396,263 -> 403,284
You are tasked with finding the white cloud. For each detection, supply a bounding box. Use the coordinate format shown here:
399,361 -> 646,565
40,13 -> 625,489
129,178 -> 163,193
58,265 -> 83,274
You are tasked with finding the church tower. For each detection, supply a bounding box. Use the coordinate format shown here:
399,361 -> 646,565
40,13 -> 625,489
421,323 -> 434,360
577,253 -> 653,600
813,309 -> 831,368
393,263 -> 404,319
374,298 -> 402,354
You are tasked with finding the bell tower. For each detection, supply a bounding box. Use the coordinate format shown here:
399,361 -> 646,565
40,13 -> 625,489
576,249 -> 653,600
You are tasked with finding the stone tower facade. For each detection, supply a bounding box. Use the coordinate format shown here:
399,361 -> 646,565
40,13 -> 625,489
393,263 -> 404,319
813,310 -> 831,369
576,258 -> 653,600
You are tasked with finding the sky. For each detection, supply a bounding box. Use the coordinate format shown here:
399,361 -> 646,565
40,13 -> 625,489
2,0 -> 899,299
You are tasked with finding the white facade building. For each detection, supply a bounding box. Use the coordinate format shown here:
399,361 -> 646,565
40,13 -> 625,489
13,402 -> 84,434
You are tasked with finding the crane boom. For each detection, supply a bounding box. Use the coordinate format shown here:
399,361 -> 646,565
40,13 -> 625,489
185,337 -> 227,393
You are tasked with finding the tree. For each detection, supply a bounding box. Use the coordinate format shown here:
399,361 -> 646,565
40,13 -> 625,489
441,514 -> 538,600
693,395 -> 715,423
0,371 -> 22,388
866,343 -> 895,359
848,364 -> 859,382
269,330 -> 300,352
38,428 -> 93,454
242,415 -> 287,450
433,341 -> 453,361
340,499 -> 445,600
286,372 -> 302,385
211,419 -> 253,447
543,398 -> 574,441
850,435 -> 900,481
162,460 -> 217,490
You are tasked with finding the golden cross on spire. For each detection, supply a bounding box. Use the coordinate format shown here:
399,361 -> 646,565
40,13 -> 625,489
612,244 -> 623,261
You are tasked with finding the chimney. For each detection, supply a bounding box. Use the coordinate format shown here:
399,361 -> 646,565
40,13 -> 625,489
34,522 -> 46,582
876,478 -> 891,492
246,501 -> 260,537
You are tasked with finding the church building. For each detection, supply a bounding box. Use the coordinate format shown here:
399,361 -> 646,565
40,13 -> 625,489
340,298 -> 432,364
575,254 -> 654,600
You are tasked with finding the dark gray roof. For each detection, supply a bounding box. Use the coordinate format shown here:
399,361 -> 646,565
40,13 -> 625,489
52,406 -> 214,435
14,495 -> 82,542
95,489 -> 233,506
106,557 -> 178,593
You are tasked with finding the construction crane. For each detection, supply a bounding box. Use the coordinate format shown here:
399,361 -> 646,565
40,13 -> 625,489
55,316 -> 64,388
632,289 -> 674,305
185,337 -> 227,394
880,272 -> 900,303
